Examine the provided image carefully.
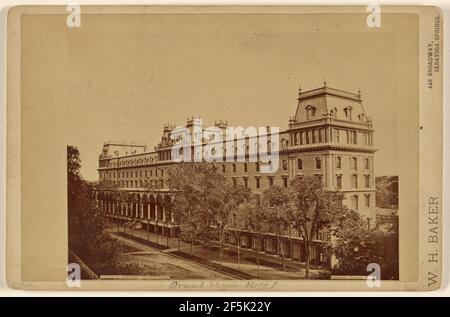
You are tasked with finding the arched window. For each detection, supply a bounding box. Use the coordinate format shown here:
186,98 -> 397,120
232,164 -> 237,173
351,157 -> 358,170
336,156 -> 342,169
365,175 -> 371,188
365,194 -> 371,207
336,175 -> 342,189
305,105 -> 316,120
364,158 -> 370,169
344,106 -> 353,120
351,174 -> 358,188
352,195 -> 359,210
330,107 -> 338,119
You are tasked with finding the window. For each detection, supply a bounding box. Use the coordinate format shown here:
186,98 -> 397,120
315,157 -> 322,169
352,195 -> 359,210
232,164 -> 237,173
268,177 -> 274,187
365,194 -> 370,207
244,163 -> 248,173
351,157 -> 358,170
283,178 -> 288,188
365,175 -> 371,188
351,174 -> 358,188
344,107 -> 353,121
232,178 -> 237,187
222,165 -> 226,173
255,177 -> 260,189
243,178 -> 248,188
297,158 -> 303,170
331,107 -> 338,118
293,133 -> 299,145
256,194 -> 261,208
336,156 -> 342,169
364,158 -> 370,169
336,175 -> 342,189
256,162 -> 260,172
282,160 -> 288,171
305,105 -> 316,120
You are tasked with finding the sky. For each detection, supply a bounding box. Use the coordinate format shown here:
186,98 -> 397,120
61,13 -> 418,180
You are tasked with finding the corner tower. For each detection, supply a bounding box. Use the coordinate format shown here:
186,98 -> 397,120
287,82 -> 376,220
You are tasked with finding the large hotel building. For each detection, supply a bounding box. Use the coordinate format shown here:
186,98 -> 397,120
97,84 -> 376,265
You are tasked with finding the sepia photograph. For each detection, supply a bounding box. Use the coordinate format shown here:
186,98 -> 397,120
5,5 -> 443,292
67,9 -> 402,282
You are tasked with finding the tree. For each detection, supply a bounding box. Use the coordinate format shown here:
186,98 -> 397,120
167,163 -> 218,254
227,198 -> 258,269
167,162 -> 250,262
261,186 -> 292,271
289,175 -> 345,278
68,146 -> 113,262
229,200 -> 265,276
213,183 -> 250,264
326,208 -> 399,279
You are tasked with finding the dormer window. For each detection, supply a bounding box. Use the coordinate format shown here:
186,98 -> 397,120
330,107 -> 338,119
344,106 -> 353,120
305,105 -> 316,120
